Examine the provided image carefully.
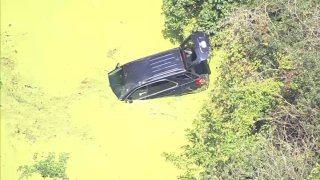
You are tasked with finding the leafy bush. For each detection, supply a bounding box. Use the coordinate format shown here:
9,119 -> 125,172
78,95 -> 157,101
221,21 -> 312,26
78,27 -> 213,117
162,0 -> 249,43
18,152 -> 69,180
162,0 -> 320,179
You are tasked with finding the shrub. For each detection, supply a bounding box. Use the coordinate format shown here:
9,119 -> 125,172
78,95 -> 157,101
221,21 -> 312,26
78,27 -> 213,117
161,0 -> 249,43
18,152 -> 69,180
162,0 -> 320,179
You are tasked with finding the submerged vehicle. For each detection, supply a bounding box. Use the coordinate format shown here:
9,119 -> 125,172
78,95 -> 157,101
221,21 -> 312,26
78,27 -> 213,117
108,32 -> 211,102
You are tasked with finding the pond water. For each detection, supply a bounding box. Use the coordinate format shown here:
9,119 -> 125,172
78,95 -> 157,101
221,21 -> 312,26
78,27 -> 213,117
1,0 -> 211,179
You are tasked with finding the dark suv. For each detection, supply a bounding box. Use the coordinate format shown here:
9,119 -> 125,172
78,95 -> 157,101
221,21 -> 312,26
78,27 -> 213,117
108,32 -> 211,102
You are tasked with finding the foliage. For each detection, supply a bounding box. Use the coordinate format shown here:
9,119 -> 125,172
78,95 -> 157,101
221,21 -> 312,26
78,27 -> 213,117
162,0 -> 320,179
162,0 -> 249,43
18,152 -> 69,180
309,160 -> 320,180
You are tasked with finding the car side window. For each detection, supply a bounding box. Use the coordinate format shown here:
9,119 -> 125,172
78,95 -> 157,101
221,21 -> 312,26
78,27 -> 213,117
129,86 -> 148,100
175,74 -> 191,80
128,80 -> 177,100
147,81 -> 176,95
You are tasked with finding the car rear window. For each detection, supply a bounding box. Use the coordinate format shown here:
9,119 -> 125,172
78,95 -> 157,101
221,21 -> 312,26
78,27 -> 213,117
176,74 -> 191,80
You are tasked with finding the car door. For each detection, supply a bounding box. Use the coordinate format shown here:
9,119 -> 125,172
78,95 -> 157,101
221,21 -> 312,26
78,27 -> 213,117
145,80 -> 178,99
126,80 -> 178,101
126,85 -> 149,100
171,73 -> 198,95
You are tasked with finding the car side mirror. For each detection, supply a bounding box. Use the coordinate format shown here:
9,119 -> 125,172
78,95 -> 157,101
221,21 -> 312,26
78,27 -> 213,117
115,63 -> 120,70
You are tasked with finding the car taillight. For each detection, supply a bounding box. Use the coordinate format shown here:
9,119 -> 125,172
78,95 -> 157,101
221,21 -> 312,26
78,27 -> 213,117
195,77 -> 206,85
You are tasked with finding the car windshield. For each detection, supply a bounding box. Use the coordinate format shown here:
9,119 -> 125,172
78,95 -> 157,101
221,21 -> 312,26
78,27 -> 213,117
108,67 -> 126,98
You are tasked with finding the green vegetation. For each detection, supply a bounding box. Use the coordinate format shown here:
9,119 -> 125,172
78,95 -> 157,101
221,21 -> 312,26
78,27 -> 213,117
1,0 -> 319,179
18,152 -> 69,180
162,0 -> 320,179
162,0 -> 249,43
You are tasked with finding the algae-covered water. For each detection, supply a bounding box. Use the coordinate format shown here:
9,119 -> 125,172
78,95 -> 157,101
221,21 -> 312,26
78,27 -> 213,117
1,0 -> 212,179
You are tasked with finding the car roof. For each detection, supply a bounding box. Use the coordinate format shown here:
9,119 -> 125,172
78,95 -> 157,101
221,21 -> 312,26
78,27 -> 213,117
121,48 -> 186,96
